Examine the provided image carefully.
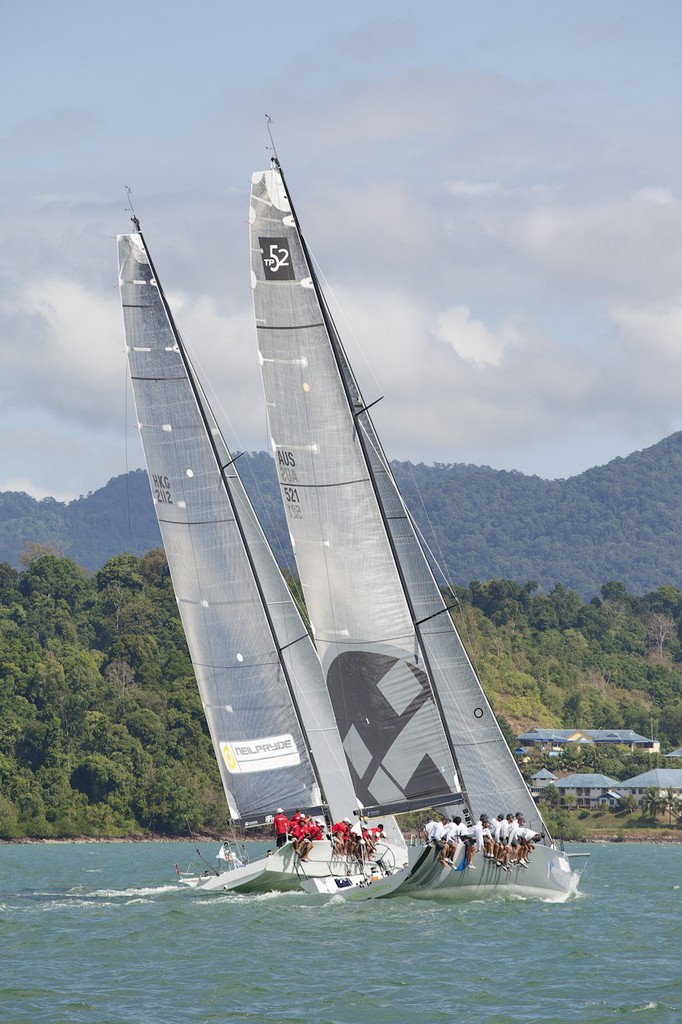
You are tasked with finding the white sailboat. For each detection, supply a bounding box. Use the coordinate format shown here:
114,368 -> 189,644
117,223 -> 410,898
249,160 -> 586,901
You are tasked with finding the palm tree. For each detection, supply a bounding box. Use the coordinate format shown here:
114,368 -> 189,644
641,787 -> 662,821
663,787 -> 681,826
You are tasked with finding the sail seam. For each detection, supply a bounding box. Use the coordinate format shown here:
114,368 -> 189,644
156,516 -> 234,525
130,375 -> 186,382
256,322 -> 324,331
277,478 -> 369,489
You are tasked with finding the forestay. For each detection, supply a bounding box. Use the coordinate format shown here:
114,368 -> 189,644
118,230 -> 356,825
249,166 -> 546,832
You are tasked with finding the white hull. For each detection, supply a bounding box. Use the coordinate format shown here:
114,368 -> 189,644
401,843 -> 585,901
177,838 -> 408,896
299,863 -> 413,900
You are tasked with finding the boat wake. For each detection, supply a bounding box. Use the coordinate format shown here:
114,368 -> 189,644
88,884 -> 178,899
198,888 -> 302,906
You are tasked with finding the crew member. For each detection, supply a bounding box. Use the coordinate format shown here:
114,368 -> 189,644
273,808 -> 290,848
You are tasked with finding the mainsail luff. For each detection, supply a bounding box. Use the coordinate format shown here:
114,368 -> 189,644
118,227 -> 357,824
250,164 -> 547,834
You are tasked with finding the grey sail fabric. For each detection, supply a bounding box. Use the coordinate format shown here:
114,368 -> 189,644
250,170 -> 457,814
117,230 -> 357,825
249,167 -> 546,833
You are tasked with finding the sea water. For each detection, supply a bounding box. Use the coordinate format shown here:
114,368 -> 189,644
0,840 -> 680,1024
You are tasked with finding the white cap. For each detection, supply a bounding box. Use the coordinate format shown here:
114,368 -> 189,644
276,808 -> 284,813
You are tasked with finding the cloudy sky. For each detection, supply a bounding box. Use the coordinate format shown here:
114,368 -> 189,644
2,1 -> 682,501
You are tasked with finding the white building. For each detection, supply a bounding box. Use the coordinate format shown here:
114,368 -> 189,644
518,728 -> 660,754
529,768 -> 558,800
553,773 -> 622,809
616,769 -> 682,806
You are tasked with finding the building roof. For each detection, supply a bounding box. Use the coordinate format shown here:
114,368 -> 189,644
554,773 -> 621,789
517,728 -> 654,745
618,769 -> 682,790
665,748 -> 682,758
531,769 -> 558,780
518,729 -> 576,743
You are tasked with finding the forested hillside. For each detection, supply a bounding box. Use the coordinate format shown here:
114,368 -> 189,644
1,432 -> 682,598
0,470 -> 160,571
0,551 -> 680,839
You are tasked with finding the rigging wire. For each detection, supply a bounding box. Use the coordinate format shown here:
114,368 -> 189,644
121,186 -> 137,554
122,352 -> 134,554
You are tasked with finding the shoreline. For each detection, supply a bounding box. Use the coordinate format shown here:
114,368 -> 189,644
1,830 -> 681,846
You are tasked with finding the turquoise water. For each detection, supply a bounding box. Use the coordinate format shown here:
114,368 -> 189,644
1,841 -> 680,1024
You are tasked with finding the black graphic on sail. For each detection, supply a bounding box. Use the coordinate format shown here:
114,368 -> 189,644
327,651 -> 455,808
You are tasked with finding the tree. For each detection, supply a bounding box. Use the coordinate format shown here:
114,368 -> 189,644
20,542 -> 63,567
663,787 -> 681,826
618,794 -> 637,815
645,613 -> 676,661
641,787 -> 666,821
19,555 -> 91,612
544,783 -> 560,808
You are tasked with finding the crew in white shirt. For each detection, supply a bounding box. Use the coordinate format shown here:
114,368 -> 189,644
495,814 -> 514,870
513,817 -> 543,866
451,816 -> 476,868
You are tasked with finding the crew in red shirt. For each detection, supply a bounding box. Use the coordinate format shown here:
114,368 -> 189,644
305,817 -> 325,842
272,808 -> 290,848
290,814 -> 313,862
331,817 -> 352,854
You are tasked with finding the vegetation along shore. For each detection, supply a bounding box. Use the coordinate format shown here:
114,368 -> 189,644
1,546 -> 681,842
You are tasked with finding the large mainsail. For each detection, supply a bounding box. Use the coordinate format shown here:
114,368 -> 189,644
249,165 -> 546,832
118,227 -> 357,825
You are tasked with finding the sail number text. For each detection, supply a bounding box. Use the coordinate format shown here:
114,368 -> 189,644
278,451 -> 302,517
277,449 -> 299,483
152,473 -> 173,504
283,485 -> 302,518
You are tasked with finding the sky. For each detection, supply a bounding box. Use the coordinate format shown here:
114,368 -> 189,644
2,1 -> 682,501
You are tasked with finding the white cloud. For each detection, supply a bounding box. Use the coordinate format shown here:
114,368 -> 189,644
436,304 -> 517,366
3,7 -> 682,497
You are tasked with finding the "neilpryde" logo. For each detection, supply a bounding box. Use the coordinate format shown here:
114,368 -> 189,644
220,734 -> 300,774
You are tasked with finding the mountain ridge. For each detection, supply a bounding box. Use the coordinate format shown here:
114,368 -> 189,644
2,433 -> 681,599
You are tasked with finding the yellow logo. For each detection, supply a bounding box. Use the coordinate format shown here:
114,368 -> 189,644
221,743 -> 238,772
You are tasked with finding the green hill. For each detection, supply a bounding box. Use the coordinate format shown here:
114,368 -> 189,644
2,433 -> 682,599
0,550 -> 680,839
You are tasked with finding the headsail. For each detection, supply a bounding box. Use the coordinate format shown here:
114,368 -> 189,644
118,228 -> 357,825
249,165 -> 547,833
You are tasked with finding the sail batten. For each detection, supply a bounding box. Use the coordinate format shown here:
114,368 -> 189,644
250,165 -> 548,834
